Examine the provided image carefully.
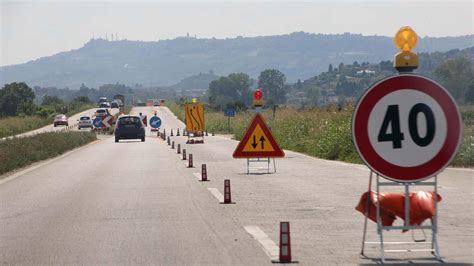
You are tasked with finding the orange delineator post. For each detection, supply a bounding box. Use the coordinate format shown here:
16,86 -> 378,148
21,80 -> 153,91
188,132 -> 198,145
167,136 -> 170,145
201,164 -> 207,181
279,221 -> 292,263
177,144 -> 181,154
224,179 -> 231,203
171,141 -> 175,149
188,154 -> 193,168
182,149 -> 187,160
177,128 -> 180,136
171,129 -> 174,136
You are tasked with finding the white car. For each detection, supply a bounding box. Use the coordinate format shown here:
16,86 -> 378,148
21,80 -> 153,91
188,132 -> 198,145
78,116 -> 93,129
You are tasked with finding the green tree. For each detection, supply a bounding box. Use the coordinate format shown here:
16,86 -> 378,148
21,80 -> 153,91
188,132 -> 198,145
258,69 -> 287,105
208,73 -> 251,110
328,64 -> 333,72
435,57 -> 474,103
73,96 -> 92,104
465,83 -> 474,103
42,95 -> 64,106
0,82 -> 35,116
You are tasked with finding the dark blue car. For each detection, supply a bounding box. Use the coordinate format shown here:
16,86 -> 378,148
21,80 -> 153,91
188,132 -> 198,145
115,115 -> 145,142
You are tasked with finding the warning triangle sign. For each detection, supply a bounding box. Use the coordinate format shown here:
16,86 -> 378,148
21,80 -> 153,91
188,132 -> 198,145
233,113 -> 285,158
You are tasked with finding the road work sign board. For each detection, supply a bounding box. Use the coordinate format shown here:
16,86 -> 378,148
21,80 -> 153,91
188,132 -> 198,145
233,113 -> 284,158
149,116 -> 162,128
352,74 -> 462,183
93,117 -> 102,128
224,108 -> 236,117
185,103 -> 205,133
93,116 -> 114,128
141,115 -> 147,127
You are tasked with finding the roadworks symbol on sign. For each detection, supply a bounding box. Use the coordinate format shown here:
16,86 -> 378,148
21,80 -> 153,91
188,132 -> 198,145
233,113 -> 284,158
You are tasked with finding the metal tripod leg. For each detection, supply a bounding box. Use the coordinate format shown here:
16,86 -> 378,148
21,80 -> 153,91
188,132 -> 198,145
432,175 -> 442,261
376,174 -> 385,263
360,171 -> 373,256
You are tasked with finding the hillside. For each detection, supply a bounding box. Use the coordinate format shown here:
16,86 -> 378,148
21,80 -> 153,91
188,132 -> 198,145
289,47 -> 474,106
1,32 -> 473,89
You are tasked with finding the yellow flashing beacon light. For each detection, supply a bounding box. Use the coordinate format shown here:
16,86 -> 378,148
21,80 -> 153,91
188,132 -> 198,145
192,98 -> 198,103
394,26 -> 419,72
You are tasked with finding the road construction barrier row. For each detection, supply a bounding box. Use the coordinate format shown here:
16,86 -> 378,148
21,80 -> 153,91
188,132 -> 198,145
159,128 -> 293,263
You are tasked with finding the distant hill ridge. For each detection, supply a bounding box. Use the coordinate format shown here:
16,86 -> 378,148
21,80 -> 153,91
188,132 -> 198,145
1,32 -> 473,89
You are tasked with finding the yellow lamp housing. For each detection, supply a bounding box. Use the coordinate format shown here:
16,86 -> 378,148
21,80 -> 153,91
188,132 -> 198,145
394,51 -> 419,72
393,26 -> 419,72
254,99 -> 263,107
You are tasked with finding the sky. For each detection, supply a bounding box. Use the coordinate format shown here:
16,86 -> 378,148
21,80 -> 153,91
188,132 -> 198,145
1,0 -> 473,66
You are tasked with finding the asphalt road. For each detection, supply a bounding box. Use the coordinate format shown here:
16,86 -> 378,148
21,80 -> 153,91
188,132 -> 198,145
1,106 -> 472,265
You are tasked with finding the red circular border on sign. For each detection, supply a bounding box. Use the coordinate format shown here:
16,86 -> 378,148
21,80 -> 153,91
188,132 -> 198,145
353,74 -> 461,182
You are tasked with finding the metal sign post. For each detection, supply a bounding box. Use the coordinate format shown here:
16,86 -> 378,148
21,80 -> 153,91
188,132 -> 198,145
360,171 -> 442,263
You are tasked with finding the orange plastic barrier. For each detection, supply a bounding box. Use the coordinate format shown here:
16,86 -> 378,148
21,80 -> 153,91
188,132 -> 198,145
355,191 -> 397,226
356,191 -> 442,229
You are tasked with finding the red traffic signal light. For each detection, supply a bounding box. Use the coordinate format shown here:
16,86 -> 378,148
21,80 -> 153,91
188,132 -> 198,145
254,89 -> 263,101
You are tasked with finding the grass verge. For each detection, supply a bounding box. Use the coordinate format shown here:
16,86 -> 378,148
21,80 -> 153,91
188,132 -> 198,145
0,131 -> 97,176
168,101 -> 473,167
0,116 -> 50,139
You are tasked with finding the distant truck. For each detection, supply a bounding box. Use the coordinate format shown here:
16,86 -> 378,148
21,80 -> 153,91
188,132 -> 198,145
146,99 -> 160,106
111,99 -> 122,108
114,94 -> 125,107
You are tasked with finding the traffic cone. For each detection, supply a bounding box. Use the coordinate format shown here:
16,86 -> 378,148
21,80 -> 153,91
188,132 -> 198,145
223,179 -> 231,204
171,141 -> 175,149
201,164 -> 208,181
177,128 -> 180,136
177,144 -> 181,154
188,154 -> 193,168
182,149 -> 187,160
279,222 -> 292,263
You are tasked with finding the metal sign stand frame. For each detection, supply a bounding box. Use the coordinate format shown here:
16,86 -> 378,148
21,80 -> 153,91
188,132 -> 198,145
360,171 -> 442,263
246,157 -> 276,174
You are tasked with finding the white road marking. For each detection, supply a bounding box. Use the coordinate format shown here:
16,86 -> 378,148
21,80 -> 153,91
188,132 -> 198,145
244,225 -> 279,261
207,188 -> 223,203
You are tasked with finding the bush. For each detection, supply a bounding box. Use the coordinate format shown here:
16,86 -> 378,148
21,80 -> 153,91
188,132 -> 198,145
0,131 -> 96,175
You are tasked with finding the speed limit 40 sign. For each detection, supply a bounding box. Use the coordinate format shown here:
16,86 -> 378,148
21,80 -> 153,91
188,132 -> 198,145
352,74 -> 462,182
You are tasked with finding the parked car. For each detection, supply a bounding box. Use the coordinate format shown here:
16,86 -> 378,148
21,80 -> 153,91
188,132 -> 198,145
77,116 -> 93,129
53,114 -> 68,127
94,108 -> 110,117
114,115 -> 145,142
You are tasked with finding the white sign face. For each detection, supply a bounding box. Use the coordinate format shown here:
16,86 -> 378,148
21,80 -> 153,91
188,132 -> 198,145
367,89 -> 447,167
